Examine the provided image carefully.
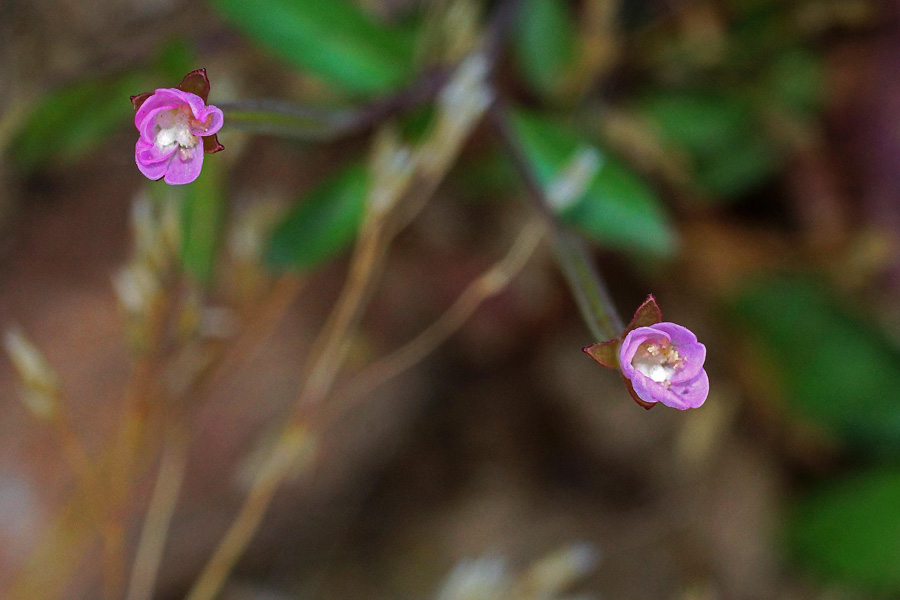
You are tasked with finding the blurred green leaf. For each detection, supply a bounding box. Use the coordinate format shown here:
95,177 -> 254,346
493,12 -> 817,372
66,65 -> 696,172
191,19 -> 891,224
765,49 -> 824,116
730,278 -> 900,451
513,0 -> 577,97
209,0 -> 416,95
790,468 -> 900,592
638,91 -> 781,198
154,38 -> 196,81
12,73 -> 145,172
180,156 -> 226,286
267,162 -> 368,270
509,109 -> 677,257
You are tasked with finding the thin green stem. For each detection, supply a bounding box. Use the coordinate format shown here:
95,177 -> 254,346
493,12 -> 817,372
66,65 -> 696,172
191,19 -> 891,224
488,104 -> 624,341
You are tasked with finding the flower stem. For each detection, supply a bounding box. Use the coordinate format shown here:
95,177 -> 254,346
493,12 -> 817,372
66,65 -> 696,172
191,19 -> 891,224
487,104 -> 624,341
219,70 -> 448,141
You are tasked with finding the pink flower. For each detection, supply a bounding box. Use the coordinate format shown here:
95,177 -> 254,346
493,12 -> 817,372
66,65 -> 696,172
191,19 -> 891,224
583,295 -> 708,410
131,69 -> 224,185
619,323 -> 708,410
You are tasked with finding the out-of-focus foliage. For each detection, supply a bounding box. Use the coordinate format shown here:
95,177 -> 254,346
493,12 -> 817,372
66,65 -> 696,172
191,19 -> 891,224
12,73 -> 145,173
179,156 -> 227,286
765,49 -> 825,116
730,277 -> 900,452
10,39 -> 195,173
789,468 -> 900,593
209,0 -> 417,95
637,91 -> 781,198
267,162 -> 368,270
512,0 -> 577,98
510,109 -> 677,257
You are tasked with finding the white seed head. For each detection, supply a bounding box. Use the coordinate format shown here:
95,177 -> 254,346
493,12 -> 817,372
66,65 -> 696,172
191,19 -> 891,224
517,543 -> 599,597
3,327 -> 58,419
112,264 -> 160,316
436,556 -> 510,600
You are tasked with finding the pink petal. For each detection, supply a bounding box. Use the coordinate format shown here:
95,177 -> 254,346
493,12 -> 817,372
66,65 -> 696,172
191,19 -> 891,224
670,342 -> 706,383
190,104 -> 224,137
137,102 -> 179,142
135,140 -> 171,180
163,146 -> 204,185
618,325 -> 670,379
650,322 -> 698,345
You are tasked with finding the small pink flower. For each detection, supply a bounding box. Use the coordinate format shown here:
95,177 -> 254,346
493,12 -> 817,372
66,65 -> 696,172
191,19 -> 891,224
131,69 -> 224,185
583,295 -> 708,410
619,323 -> 708,410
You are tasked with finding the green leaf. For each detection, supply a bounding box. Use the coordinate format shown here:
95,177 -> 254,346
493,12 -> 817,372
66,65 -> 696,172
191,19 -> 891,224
730,277 -> 900,451
153,38 -> 196,81
790,468 -> 900,592
12,73 -> 145,172
513,0 -> 578,97
765,49 -> 824,116
637,91 -> 781,198
180,156 -> 227,286
267,162 -> 369,270
509,109 -> 677,257
209,0 -> 416,95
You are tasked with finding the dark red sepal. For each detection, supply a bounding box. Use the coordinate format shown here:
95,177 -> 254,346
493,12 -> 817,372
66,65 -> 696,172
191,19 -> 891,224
130,92 -> 153,111
583,339 -> 620,369
177,68 -> 211,102
203,135 -> 225,154
622,375 -> 656,410
623,294 -> 662,335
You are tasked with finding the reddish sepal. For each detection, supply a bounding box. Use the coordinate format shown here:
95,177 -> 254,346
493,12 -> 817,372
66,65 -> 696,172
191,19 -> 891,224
203,134 -> 225,154
177,68 -> 211,102
583,339 -> 620,369
624,294 -> 662,334
130,92 -> 153,111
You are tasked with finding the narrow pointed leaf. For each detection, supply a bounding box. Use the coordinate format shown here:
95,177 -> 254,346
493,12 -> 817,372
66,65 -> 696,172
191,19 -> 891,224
513,0 -> 577,97
209,0 -> 416,95
509,109 -> 677,257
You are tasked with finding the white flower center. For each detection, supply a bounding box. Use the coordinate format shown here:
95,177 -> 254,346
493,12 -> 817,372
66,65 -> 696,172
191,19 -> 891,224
631,342 -> 683,386
154,109 -> 198,151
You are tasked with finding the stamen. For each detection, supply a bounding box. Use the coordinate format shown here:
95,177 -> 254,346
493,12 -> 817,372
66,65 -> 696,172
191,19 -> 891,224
154,109 -> 199,151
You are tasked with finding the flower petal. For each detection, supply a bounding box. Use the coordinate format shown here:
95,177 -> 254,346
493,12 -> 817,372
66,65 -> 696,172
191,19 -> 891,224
135,141 -> 171,180
669,369 -> 709,409
670,342 -> 706,383
649,322 -> 698,345
189,104 -> 224,137
631,372 -> 695,410
163,146 -> 204,185
618,325 -> 670,379
137,102 -> 180,143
